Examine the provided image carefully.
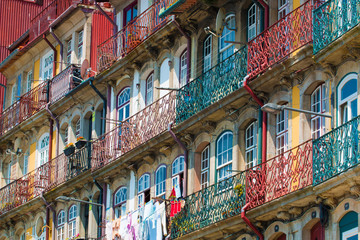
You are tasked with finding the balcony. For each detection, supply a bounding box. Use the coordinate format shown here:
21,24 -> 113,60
0,81 -> 48,136
170,140 -> 313,238
158,0 -> 197,18
313,0 -> 360,54
97,0 -> 171,72
49,64 -> 82,104
313,116 -> 360,186
247,0 -> 313,79
92,91 -> 176,170
176,46 -> 247,124
0,142 -> 92,216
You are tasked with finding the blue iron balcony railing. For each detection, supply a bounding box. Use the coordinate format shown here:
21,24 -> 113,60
175,46 -> 247,124
313,0 -> 360,54
313,115 -> 360,185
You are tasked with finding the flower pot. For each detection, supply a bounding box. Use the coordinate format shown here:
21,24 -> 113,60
64,146 -> 75,156
75,140 -> 87,149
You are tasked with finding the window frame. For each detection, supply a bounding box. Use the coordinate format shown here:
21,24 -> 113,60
203,35 -> 212,73
38,133 -> 50,167
77,30 -> 84,63
57,210 -> 66,240
278,0 -> 289,19
26,70 -> 33,93
337,73 -> 358,126
179,50 -> 188,87
66,38 -> 73,65
123,0 -> 138,27
276,108 -> 288,155
138,173 -> 150,206
311,83 -> 326,139
42,50 -> 54,80
245,121 -> 257,169
219,14 -> 236,61
216,131 -> 233,183
201,146 -> 209,189
75,119 -> 81,138
113,186 -> 127,218
155,165 -> 167,197
117,87 -> 131,122
68,205 -> 77,238
145,73 -> 154,106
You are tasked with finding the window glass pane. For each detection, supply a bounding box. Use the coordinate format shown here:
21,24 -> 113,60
341,79 -> 357,100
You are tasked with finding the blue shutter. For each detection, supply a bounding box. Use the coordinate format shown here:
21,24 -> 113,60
17,74 -> 22,100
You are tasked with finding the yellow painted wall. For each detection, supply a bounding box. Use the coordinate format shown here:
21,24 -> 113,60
56,45 -> 61,75
26,227 -> 32,240
52,130 -> 57,159
29,142 -> 37,172
34,59 -> 40,87
293,0 -> 300,9
291,85 -> 300,147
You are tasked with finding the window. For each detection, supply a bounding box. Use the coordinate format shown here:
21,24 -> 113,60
155,165 -> 166,197
114,187 -> 127,218
11,84 -> 17,104
26,71 -> 33,92
203,35 -> 212,72
42,51 -> 54,80
172,156 -> 184,197
23,151 -> 29,175
248,4 -> 261,41
338,74 -> 358,125
278,0 -> 289,19
146,73 -> 153,105
138,174 -> 150,207
216,132 -> 233,182
123,1 -> 138,26
219,14 -> 236,61
6,162 -> 11,184
38,133 -> 50,167
276,109 -> 288,155
311,84 -> 326,139
20,233 -> 25,240
78,30 -> 83,63
67,38 -> 72,65
201,146 -> 209,189
64,127 -> 69,146
117,88 -> 131,122
75,119 -> 81,138
68,205 -> 77,238
57,210 -> 65,240
245,121 -> 257,169
179,50 -> 187,87
340,211 -> 358,240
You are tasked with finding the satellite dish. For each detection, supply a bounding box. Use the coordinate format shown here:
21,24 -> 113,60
215,8 -> 226,36
81,59 -> 90,79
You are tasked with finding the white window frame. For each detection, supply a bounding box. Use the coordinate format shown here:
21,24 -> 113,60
114,187 -> 127,218
75,119 -> 81,138
180,50 -> 187,87
77,30 -> 84,63
64,127 -> 69,146
6,162 -> 11,184
117,88 -> 131,122
11,84 -> 17,104
38,133 -> 50,167
245,121 -> 257,169
146,73 -> 153,106
68,205 -> 77,238
276,109 -> 288,155
42,51 -> 54,80
216,132 -> 233,182
172,156 -> 184,191
23,151 -> 29,175
278,0 -> 289,19
138,173 -> 150,207
155,165 -> 166,197
248,4 -> 258,41
26,70 -> 33,92
203,35 -> 212,73
342,227 -> 358,240
338,74 -> 358,125
311,84 -> 326,139
67,38 -> 73,65
201,146 -> 209,189
57,210 -> 65,240
219,14 -> 236,61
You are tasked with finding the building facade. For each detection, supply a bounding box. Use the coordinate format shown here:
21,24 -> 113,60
0,0 -> 359,239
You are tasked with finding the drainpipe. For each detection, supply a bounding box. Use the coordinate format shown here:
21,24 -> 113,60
106,84 -> 111,133
41,192 -> 56,240
89,78 -> 107,135
168,123 -> 187,197
50,28 -> 63,71
243,75 -> 267,163
174,20 -> 191,84
241,203 -> 264,240
43,34 -> 57,79
94,0 -> 118,35
94,180 -> 106,238
256,0 -> 269,29
46,104 -> 60,156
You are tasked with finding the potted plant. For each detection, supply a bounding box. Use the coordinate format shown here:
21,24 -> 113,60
75,136 -> 87,149
64,143 -> 75,156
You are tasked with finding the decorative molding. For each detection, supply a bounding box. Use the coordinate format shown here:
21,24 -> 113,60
199,121 -> 216,133
277,211 -> 291,220
289,207 -> 302,216
180,133 -> 194,147
159,145 -> 172,157
143,154 -> 155,165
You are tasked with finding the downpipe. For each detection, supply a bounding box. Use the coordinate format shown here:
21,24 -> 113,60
94,180 -> 106,238
241,203 -> 264,240
168,122 -> 187,197
50,28 -> 63,71
46,104 -> 60,156
41,193 -> 56,240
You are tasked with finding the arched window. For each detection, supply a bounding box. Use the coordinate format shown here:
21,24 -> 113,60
339,211 -> 358,240
216,131 -> 233,182
276,108 -> 288,155
146,73 -> 153,105
201,146 -> 209,189
245,121 -> 257,169
219,14 -> 235,61
311,84 -> 326,139
172,156 -> 184,197
57,210 -> 65,240
64,126 -> 69,146
117,87 -> 131,122
114,187 -> 127,218
179,50 -> 187,87
203,35 -> 212,72
75,119 -> 81,138
38,133 -> 50,167
338,74 -> 358,125
68,205 -> 77,238
138,174 -> 150,206
155,165 -> 166,197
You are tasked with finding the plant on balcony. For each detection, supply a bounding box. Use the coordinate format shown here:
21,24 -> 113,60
64,143 -> 75,156
75,136 -> 87,149
234,184 -> 244,197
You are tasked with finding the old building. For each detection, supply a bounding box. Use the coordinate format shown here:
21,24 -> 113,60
0,0 -> 359,239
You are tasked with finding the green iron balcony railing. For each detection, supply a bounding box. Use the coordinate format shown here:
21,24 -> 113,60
170,173 -> 246,238
175,46 -> 247,124
313,0 -> 360,54
313,115 -> 360,185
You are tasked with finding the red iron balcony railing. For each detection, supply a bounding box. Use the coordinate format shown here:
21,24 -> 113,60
246,140 -> 313,209
49,64 -> 82,104
92,91 -> 176,170
97,0 -> 171,71
0,81 -> 48,136
247,0 -> 313,79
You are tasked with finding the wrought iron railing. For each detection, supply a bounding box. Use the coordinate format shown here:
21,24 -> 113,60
247,0 -> 313,79
246,140 -> 313,209
313,116 -> 360,185
158,0 -> 197,18
176,46 -> 247,124
92,91 -> 176,170
97,0 -> 171,71
313,0 -> 360,54
170,173 -> 246,238
49,64 -> 82,103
